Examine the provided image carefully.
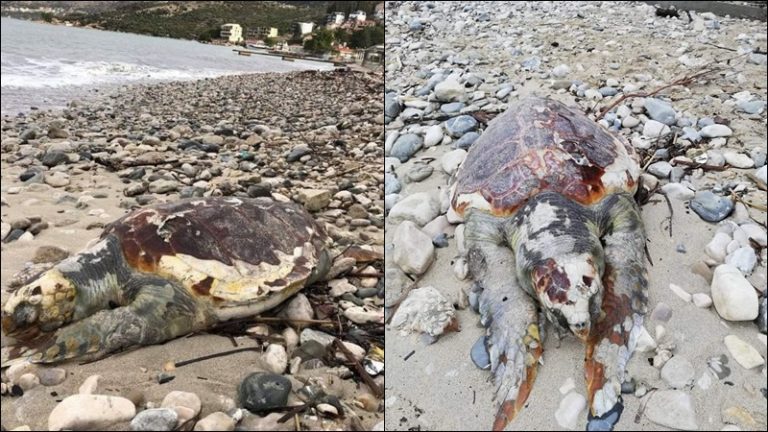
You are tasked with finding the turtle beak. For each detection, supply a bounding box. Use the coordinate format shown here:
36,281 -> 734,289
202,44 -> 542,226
2,302 -> 39,336
570,321 -> 591,341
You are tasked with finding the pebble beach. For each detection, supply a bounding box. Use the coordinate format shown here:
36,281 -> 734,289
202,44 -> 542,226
1,69 -> 385,430
384,1 -> 766,431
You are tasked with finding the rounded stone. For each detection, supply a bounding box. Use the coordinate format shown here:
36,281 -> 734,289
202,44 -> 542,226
130,408 -> 178,431
660,356 -> 695,388
238,372 -> 292,413
444,115 -> 478,138
48,394 -> 136,431
711,264 -> 759,321
690,191 -> 733,222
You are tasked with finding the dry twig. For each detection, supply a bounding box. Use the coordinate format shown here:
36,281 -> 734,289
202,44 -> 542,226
596,67 -> 722,120
332,338 -> 383,398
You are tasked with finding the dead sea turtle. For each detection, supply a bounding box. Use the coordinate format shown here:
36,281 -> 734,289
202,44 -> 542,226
451,97 -> 647,431
2,197 -> 331,364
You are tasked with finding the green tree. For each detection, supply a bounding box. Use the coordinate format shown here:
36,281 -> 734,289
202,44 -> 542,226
334,28 -> 350,45
264,37 -> 278,47
41,12 -> 54,23
197,27 -> 220,42
349,25 -> 383,48
304,28 -> 334,54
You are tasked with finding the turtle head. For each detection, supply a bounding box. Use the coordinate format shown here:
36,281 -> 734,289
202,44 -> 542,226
531,254 -> 602,341
2,270 -> 76,337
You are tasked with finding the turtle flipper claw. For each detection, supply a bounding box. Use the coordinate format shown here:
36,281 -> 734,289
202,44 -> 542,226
489,321 -> 542,431
585,194 -> 649,428
465,226 -> 543,431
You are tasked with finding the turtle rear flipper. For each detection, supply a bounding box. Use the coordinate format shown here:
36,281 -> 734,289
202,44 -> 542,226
586,194 -> 649,431
465,220 -> 543,431
27,276 -> 213,363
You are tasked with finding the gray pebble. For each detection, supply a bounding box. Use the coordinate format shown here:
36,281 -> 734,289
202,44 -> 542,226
239,373 -> 292,413
130,408 -> 178,431
444,115 -> 478,138
385,173 -> 401,195
407,164 -> 434,182
432,233 -> 449,248
470,336 -> 490,370
648,161 -> 673,178
651,302 -> 672,322
644,98 -> 676,125
390,134 -> 423,162
690,191 -> 733,222
454,131 -> 480,150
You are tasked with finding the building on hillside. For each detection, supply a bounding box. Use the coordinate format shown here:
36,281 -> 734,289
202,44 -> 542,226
362,44 -> 384,66
293,22 -> 314,36
348,10 -> 366,22
335,45 -> 356,62
220,23 -> 243,43
325,11 -> 345,28
248,27 -> 278,39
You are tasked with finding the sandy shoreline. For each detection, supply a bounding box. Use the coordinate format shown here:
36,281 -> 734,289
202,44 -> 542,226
384,1 -> 766,431
1,68 -> 385,430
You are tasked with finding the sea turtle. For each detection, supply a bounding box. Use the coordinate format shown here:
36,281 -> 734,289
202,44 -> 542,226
451,97 -> 647,431
2,196 -> 331,364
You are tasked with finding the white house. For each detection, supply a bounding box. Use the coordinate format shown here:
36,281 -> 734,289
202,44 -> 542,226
326,12 -> 345,26
294,22 -> 314,36
348,10 -> 366,22
220,23 -> 243,43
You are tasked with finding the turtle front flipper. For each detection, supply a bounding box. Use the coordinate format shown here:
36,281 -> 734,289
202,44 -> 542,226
585,194 -> 649,431
465,213 -> 543,431
28,276 -> 214,363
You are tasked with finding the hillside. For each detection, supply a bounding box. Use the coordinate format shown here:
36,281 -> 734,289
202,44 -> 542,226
0,1 -> 381,41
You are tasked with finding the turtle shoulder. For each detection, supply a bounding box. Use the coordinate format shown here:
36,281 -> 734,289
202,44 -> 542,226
102,197 -> 329,305
452,97 -> 639,217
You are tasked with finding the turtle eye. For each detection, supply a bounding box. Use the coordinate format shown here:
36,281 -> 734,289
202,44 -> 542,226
14,301 -> 38,326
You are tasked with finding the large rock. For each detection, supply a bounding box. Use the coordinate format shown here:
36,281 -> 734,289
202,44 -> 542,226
297,189 -> 331,211
387,192 -> 440,226
711,264 -> 759,321
390,286 -> 456,337
49,394 -> 136,431
393,221 -> 435,275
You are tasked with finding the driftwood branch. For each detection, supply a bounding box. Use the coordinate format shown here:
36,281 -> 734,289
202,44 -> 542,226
596,67 -> 722,120
332,338 -> 382,398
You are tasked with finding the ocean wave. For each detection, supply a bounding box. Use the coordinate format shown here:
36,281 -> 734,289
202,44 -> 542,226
0,58 -> 249,88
